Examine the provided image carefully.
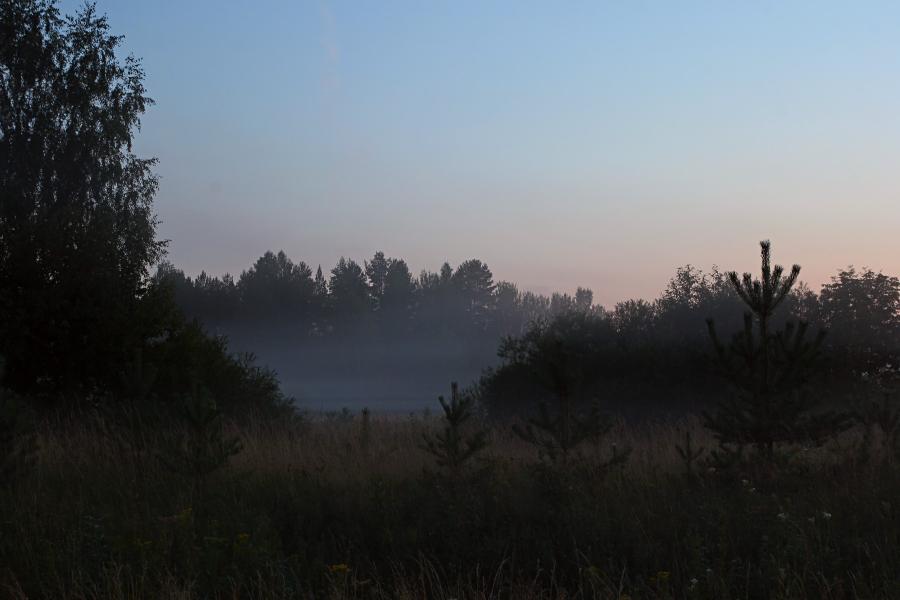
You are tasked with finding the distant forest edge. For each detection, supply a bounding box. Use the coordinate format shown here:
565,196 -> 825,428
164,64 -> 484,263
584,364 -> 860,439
2,0 -> 898,419
157,251 -> 900,414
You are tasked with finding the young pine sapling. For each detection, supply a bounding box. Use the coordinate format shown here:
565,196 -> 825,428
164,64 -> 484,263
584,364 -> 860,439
705,240 -> 851,466
421,382 -> 489,478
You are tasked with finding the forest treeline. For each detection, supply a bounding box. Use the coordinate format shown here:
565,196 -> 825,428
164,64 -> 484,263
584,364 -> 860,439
2,0 -> 899,419
159,250 -> 900,415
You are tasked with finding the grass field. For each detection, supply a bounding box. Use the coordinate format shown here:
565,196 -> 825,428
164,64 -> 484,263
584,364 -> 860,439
2,406 -> 899,599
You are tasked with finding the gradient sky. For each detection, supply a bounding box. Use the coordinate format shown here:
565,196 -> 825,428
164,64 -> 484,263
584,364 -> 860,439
63,1 -> 900,306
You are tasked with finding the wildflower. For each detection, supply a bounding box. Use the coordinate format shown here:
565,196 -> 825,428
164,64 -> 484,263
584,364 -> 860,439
777,512 -> 788,521
329,563 -> 351,574
822,511 -> 832,520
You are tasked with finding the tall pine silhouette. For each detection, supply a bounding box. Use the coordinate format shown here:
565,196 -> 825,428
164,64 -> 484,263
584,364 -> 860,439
705,240 -> 850,463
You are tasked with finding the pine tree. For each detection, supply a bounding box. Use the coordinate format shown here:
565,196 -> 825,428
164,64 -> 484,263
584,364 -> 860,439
421,382 -> 489,477
365,251 -> 389,305
314,265 -> 328,297
705,240 -> 850,464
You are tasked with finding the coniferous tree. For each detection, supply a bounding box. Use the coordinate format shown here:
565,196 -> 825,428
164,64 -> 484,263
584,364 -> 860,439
421,382 -> 488,477
329,258 -> 369,321
313,265 -> 328,297
365,251 -> 389,306
705,240 -> 851,464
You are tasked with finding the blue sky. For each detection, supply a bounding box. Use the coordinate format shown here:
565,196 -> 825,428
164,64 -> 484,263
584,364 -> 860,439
64,1 -> 900,304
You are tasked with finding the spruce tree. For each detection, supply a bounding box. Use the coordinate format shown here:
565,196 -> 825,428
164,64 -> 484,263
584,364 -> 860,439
705,240 -> 850,464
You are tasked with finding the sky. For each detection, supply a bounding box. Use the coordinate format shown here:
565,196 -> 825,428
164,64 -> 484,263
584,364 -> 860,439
62,1 -> 900,306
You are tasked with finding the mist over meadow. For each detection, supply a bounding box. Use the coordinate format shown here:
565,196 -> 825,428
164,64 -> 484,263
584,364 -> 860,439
4,1 -> 900,598
159,250 -> 900,416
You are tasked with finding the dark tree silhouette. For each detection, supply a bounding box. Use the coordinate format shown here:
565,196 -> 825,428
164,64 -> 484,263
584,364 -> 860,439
452,259 -> 496,330
421,382 -> 488,477
381,257 -> 416,317
705,241 -> 851,464
818,267 -> 900,364
238,250 -> 315,324
328,257 -> 369,329
313,265 -> 327,297
0,0 -> 165,394
575,287 -> 593,311
365,251 -> 389,306
504,312 -> 617,461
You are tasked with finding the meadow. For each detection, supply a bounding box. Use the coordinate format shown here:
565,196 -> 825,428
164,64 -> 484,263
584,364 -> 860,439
2,399 -> 898,600
4,3 -> 900,599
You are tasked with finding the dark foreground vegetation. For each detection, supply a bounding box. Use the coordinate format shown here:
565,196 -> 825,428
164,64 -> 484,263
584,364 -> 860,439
4,236 -> 900,599
3,1 -> 900,598
3,391 -> 900,599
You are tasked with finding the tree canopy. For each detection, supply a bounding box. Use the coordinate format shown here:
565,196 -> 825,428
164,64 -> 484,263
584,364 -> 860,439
0,0 -> 164,394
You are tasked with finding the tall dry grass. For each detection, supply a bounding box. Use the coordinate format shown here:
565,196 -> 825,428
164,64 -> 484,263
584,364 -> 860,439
2,409 -> 898,599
